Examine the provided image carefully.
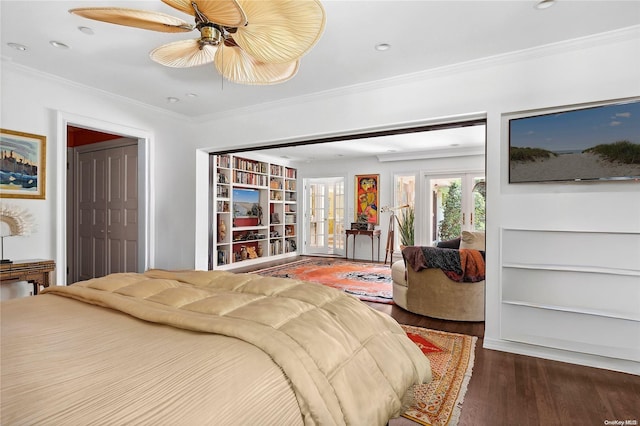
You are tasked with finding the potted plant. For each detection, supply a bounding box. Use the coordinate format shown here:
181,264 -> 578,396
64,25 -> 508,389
396,205 -> 415,248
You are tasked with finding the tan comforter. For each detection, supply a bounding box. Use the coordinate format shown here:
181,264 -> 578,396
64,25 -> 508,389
2,269 -> 431,425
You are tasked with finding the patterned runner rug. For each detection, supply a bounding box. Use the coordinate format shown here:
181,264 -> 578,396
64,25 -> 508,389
250,257 -> 394,304
400,325 -> 477,426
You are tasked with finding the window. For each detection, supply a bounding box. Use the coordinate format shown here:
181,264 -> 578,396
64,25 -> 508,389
427,174 -> 485,244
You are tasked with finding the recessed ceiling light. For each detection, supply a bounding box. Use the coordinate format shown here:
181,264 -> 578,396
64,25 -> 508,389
78,26 -> 94,35
167,97 -> 180,103
450,143 -> 460,147
375,43 -> 391,51
49,41 -> 69,49
7,42 -> 27,51
185,93 -> 198,98
535,0 -> 556,10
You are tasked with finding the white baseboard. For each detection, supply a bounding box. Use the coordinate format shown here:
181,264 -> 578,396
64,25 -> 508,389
483,338 -> 640,376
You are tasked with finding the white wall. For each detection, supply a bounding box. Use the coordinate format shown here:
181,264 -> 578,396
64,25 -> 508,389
0,62 -> 198,297
289,153 -> 484,261
192,27 -> 640,373
2,27 -> 639,372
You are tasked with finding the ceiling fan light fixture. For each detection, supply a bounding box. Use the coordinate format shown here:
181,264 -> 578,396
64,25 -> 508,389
69,8 -> 194,33
215,44 -> 299,84
151,39 -> 217,67
69,0 -> 325,85
162,0 -> 247,27
232,0 -> 326,64
535,0 -> 556,10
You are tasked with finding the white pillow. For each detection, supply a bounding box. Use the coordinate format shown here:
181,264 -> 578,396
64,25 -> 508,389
460,231 -> 485,250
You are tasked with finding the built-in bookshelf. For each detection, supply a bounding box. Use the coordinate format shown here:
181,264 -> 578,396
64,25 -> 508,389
210,154 -> 298,269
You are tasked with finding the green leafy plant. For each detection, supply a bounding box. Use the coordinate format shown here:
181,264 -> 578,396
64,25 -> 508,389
396,206 -> 415,246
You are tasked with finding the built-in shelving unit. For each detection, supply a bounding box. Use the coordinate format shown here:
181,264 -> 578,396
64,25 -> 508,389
499,228 -> 640,364
210,154 -> 298,269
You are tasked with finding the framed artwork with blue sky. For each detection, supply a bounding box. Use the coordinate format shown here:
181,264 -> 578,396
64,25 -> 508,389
508,98 -> 640,183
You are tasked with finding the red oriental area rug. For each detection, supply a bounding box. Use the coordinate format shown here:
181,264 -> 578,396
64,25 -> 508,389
400,325 -> 477,426
251,257 -> 394,304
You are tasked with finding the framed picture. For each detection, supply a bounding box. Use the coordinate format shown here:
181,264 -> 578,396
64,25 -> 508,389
1,129 -> 46,199
355,174 -> 379,225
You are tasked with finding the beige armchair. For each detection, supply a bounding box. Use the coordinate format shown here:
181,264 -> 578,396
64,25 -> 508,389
392,231 -> 485,322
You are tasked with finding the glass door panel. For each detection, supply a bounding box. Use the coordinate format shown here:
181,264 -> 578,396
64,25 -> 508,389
427,174 -> 485,244
471,175 -> 486,232
304,177 -> 345,255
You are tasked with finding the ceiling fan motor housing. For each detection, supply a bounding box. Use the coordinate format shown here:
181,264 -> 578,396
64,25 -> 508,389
199,24 -> 222,47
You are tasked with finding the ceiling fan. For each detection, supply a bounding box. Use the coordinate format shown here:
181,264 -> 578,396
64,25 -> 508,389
70,0 -> 326,85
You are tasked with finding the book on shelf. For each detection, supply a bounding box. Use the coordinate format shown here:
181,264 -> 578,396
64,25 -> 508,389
216,155 -> 230,168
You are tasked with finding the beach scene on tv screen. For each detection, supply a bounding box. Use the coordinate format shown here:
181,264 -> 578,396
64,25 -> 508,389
509,100 -> 640,183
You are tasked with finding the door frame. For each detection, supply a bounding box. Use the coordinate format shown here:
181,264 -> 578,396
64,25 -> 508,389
302,176 -> 346,256
69,138 -> 140,283
56,112 -> 153,285
421,170 -> 485,245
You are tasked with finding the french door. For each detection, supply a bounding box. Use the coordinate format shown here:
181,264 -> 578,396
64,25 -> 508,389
303,177 -> 345,256
426,173 -> 485,244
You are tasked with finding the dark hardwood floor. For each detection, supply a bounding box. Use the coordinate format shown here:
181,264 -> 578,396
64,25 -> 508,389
246,256 -> 640,425
368,301 -> 640,426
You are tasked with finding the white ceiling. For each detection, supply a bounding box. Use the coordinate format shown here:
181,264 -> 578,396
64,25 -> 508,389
1,0 -> 639,160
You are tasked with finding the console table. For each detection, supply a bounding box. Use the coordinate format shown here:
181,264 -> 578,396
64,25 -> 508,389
345,229 -> 381,262
0,259 -> 56,295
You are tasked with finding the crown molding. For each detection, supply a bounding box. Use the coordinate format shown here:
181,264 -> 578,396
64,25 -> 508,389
199,25 -> 640,123
4,24 -> 638,124
1,56 -> 193,122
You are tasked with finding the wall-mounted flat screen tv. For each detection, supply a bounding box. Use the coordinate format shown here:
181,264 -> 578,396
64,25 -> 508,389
232,188 -> 260,217
509,98 -> 640,183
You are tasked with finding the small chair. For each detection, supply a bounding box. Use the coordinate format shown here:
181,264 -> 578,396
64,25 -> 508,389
392,231 -> 485,322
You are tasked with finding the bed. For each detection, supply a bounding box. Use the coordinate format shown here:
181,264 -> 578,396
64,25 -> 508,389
1,269 -> 431,425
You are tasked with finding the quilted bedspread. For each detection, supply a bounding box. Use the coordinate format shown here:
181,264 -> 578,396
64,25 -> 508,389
39,269 -> 431,425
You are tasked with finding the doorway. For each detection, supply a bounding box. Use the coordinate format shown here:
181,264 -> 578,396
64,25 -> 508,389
426,173 -> 485,244
68,137 -> 139,283
58,115 -> 151,286
303,177 -> 345,256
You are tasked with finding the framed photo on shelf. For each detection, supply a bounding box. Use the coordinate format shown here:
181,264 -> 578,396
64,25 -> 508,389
355,174 -> 379,225
1,128 -> 46,199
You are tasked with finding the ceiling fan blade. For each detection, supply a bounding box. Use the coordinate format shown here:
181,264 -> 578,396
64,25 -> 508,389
215,43 -> 299,85
162,0 -> 247,27
232,0 -> 325,64
69,8 -> 193,33
151,39 -> 217,68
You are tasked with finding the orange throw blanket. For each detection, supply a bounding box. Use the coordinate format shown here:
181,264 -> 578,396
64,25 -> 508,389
457,248 -> 486,282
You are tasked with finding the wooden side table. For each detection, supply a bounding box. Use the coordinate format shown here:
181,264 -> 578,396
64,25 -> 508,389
0,259 -> 56,295
345,229 -> 381,262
